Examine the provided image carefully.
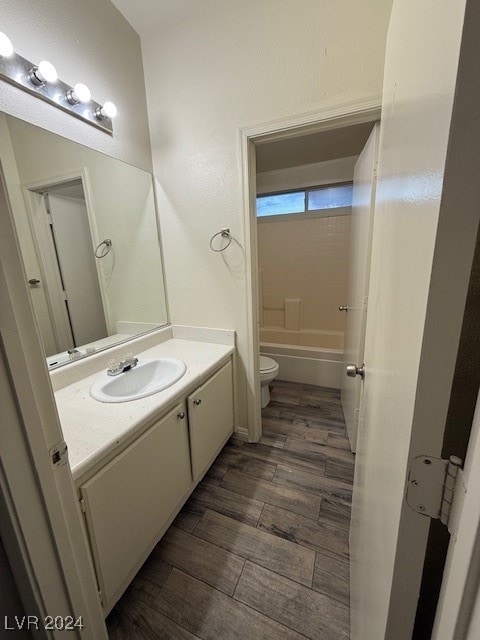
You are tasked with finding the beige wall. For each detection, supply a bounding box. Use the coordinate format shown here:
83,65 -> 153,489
258,213 -> 351,335
0,0 -> 152,171
143,0 -> 393,430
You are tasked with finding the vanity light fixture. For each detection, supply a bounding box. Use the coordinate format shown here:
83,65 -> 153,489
66,82 -> 91,104
0,31 -> 13,58
29,60 -> 58,86
0,31 -> 115,134
95,101 -> 117,120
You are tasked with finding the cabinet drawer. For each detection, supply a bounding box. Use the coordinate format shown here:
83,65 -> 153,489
188,360 -> 234,481
80,402 -> 190,607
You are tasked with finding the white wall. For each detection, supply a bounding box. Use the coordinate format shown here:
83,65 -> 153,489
257,156 -> 357,194
142,0 -> 393,430
0,0 -> 152,171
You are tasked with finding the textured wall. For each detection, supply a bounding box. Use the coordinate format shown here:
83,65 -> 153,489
0,0 -> 152,171
142,0 -> 393,429
258,213 -> 351,336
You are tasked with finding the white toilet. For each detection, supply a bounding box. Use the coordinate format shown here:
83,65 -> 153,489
259,355 -> 280,408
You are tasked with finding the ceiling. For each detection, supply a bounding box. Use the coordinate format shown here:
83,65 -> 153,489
256,121 -> 375,173
111,0 -> 218,37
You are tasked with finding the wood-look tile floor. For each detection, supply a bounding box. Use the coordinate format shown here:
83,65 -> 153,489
107,380 -> 354,640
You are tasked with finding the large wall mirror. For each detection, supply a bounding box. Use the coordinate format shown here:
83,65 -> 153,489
0,113 -> 168,369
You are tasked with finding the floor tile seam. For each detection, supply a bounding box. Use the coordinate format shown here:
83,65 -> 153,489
272,466 -> 353,496
189,510 -> 319,590
257,521 -> 351,561
234,446 -> 331,476
166,524 -> 249,568
222,478 -> 324,521
147,585 -> 210,640
231,561 -> 346,640
218,457 -> 280,484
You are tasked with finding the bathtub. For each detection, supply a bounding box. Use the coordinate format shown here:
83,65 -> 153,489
260,328 -> 344,389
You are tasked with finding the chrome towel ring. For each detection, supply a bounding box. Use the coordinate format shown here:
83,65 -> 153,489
94,238 -> 112,258
209,228 -> 232,252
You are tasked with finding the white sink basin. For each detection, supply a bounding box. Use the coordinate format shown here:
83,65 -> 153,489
90,357 -> 187,403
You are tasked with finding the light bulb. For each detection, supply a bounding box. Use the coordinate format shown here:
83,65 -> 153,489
67,82 -> 91,104
30,60 -> 58,85
96,101 -> 117,120
0,32 -> 13,58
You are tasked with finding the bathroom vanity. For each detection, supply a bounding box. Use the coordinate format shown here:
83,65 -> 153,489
0,111 -> 239,617
53,331 -> 235,614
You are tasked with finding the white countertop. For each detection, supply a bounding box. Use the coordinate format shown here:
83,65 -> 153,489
54,338 -> 234,482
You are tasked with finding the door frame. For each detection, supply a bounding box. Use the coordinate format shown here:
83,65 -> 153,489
238,95 -> 382,441
0,162 -> 108,638
22,168 -> 113,345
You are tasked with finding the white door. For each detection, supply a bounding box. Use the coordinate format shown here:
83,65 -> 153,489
47,192 -> 107,347
432,389 -> 480,639
350,1 -> 474,639
341,124 -> 378,452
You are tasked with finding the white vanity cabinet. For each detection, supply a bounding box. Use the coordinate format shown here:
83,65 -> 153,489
80,402 -> 191,608
78,357 -> 234,613
188,360 -> 234,481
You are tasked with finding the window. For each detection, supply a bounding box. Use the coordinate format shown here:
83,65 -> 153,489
256,183 -> 353,218
256,190 -> 305,217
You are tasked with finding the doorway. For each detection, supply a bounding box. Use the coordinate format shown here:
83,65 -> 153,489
255,122 -> 377,448
239,97 -> 381,443
24,177 -> 108,359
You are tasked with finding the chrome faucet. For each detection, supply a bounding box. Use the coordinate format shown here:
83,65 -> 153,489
107,354 -> 138,376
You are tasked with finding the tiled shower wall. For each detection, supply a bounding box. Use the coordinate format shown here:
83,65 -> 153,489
257,213 -> 351,334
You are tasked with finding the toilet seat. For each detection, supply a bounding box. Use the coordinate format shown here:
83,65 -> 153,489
260,355 -> 278,373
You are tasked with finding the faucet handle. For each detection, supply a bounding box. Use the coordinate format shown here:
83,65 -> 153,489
107,358 -> 120,373
122,353 -> 138,370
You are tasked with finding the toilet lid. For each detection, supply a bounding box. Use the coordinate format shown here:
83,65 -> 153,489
260,356 -> 278,372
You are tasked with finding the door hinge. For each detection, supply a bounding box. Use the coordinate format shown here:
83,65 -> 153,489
79,498 -> 87,514
406,455 -> 463,533
50,441 -> 68,467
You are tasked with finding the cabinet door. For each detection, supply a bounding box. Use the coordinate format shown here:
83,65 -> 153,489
80,403 -> 191,608
188,360 -> 234,481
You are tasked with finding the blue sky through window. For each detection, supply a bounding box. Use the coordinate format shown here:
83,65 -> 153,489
257,183 -> 352,217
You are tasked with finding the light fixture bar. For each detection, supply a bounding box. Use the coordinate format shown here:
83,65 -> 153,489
0,50 -> 114,135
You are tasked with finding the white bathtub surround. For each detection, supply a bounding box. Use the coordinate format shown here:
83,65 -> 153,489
55,337 -> 234,484
260,328 -> 344,350
258,212 -> 351,335
284,299 -> 301,331
261,344 -> 343,389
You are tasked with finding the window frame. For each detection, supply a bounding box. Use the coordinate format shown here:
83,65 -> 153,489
256,181 -> 353,223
